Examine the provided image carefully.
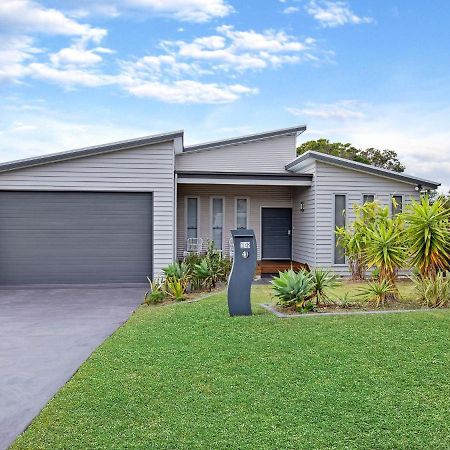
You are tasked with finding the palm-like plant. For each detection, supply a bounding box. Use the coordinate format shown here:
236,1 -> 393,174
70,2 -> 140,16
357,279 -> 396,307
403,196 -> 450,278
364,217 -> 407,291
310,268 -> 340,305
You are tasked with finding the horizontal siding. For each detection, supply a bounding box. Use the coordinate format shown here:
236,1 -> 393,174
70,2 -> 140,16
292,161 -> 316,266
0,142 -> 175,277
176,185 -> 294,260
314,161 -> 420,276
176,135 -> 297,173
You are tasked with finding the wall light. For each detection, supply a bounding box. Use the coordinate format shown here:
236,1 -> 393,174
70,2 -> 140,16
300,201 -> 305,212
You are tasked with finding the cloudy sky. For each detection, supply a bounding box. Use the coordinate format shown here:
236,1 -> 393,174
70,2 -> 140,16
1,0 -> 449,190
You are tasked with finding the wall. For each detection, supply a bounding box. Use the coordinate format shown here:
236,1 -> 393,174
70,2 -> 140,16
0,141 -> 176,277
175,134 -> 297,174
314,161 -> 420,275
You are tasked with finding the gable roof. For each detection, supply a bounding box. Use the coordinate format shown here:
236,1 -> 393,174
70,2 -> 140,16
286,150 -> 441,190
0,130 -> 184,174
182,125 -> 306,153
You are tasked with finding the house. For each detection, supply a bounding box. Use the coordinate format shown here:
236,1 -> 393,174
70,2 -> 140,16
0,125 -> 440,285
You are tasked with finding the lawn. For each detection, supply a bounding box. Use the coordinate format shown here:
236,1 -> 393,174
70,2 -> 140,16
13,285 -> 450,450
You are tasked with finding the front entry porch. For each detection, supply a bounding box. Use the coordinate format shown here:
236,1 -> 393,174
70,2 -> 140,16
256,260 -> 310,277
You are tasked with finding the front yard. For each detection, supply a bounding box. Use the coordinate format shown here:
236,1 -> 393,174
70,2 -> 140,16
13,284 -> 450,449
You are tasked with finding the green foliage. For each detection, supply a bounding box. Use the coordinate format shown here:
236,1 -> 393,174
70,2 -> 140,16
144,277 -> 166,305
162,261 -> 190,281
357,279 -> 396,307
335,201 -> 389,280
403,196 -> 450,278
271,269 -> 314,311
310,268 -> 340,305
297,139 -> 405,172
166,277 -> 187,301
412,272 -> 450,308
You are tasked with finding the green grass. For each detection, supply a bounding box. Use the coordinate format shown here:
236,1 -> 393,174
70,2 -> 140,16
13,285 -> 450,449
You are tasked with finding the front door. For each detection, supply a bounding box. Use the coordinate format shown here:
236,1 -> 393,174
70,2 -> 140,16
261,208 -> 292,260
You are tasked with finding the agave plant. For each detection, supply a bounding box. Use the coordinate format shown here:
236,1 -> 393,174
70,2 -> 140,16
271,269 -> 314,310
162,261 -> 190,281
310,268 -> 340,305
357,279 -> 396,307
403,196 -> 450,278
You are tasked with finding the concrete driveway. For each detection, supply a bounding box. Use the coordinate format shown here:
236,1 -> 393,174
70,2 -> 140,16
0,286 -> 145,450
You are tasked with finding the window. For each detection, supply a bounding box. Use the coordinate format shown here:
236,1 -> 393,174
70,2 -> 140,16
334,194 -> 346,264
363,194 -> 375,204
211,197 -> 224,250
392,195 -> 403,216
236,198 -> 248,229
186,197 -> 198,239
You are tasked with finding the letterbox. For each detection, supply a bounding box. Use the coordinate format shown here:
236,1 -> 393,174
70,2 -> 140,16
227,229 -> 257,316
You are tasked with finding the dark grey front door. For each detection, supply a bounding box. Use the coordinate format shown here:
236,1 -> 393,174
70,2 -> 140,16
0,191 -> 153,285
261,208 -> 292,260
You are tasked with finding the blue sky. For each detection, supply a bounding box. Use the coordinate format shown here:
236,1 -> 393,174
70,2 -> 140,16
1,0 -> 449,190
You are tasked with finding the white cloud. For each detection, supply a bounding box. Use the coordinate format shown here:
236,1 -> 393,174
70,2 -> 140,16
124,80 -> 257,104
306,1 -> 373,27
283,6 -> 300,14
287,100 -> 365,120
50,47 -> 103,67
0,0 -> 107,42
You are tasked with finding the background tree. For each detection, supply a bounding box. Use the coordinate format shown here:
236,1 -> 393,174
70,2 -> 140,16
297,140 -> 405,172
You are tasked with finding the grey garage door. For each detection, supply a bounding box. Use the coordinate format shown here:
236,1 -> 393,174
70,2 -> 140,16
0,191 -> 152,285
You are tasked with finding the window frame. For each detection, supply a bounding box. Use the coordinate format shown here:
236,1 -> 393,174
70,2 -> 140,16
333,193 -> 347,266
391,194 -> 404,216
234,197 -> 250,230
210,196 -> 225,251
185,196 -> 200,240
362,193 -> 376,204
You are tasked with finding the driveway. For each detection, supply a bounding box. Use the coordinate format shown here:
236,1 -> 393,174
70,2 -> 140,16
0,286 -> 145,450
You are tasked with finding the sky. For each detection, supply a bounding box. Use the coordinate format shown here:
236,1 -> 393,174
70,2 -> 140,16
1,0 -> 449,191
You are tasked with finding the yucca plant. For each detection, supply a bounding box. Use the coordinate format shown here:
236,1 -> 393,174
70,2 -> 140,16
310,268 -> 340,305
162,261 -> 190,281
271,269 -> 314,311
364,217 -> 407,295
412,272 -> 450,308
194,258 -> 217,291
166,277 -> 187,301
403,196 -> 450,278
357,279 -> 396,307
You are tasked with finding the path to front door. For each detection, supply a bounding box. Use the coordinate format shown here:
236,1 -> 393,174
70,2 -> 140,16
261,207 -> 292,260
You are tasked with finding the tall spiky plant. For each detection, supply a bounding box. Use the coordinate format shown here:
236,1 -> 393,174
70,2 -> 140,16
403,196 -> 450,278
364,216 -> 407,297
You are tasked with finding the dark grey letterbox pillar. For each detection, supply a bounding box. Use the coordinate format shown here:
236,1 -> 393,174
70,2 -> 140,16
227,229 -> 257,316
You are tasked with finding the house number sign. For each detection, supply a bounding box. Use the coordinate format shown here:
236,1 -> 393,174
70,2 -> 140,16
240,241 -> 251,249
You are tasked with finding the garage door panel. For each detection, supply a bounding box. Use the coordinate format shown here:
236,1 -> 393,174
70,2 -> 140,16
0,191 -> 153,285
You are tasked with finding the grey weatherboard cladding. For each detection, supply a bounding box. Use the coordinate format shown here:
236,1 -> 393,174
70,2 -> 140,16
0,191 -> 153,284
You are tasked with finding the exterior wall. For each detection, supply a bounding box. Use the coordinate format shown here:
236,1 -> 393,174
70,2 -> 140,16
176,134 -> 297,174
176,184 -> 295,260
292,161 -> 316,267
0,141 -> 176,277
314,161 -> 420,276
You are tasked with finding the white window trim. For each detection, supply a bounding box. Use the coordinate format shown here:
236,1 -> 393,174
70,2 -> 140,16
210,196 -> 225,251
185,196 -> 200,240
234,197 -> 250,230
333,193 -> 347,266
391,193 -> 404,216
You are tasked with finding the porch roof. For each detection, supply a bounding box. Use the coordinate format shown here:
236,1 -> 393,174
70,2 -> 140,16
176,171 -> 313,186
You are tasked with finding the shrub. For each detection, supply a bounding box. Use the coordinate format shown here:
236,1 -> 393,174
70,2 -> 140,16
163,261 -> 190,281
357,279 -> 396,307
310,268 -> 340,305
144,276 -> 166,305
271,269 -> 314,311
166,277 -> 187,301
412,272 -> 450,308
193,258 -> 218,291
403,196 -> 450,278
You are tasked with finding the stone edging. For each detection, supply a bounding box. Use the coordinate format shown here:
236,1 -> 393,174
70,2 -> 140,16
260,303 -> 440,318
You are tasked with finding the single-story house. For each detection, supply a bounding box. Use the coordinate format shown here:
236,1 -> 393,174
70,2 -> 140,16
0,125 -> 440,285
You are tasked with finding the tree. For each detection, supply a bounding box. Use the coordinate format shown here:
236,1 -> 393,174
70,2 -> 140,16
297,140 -> 405,173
